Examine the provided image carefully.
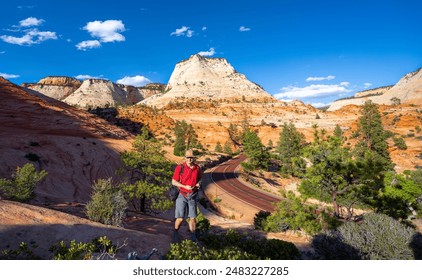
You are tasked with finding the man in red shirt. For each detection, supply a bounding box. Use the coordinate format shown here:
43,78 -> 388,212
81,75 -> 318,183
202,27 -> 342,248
172,149 -> 202,242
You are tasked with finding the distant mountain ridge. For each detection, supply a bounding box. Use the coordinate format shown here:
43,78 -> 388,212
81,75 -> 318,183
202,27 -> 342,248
22,76 -> 165,108
328,68 -> 422,111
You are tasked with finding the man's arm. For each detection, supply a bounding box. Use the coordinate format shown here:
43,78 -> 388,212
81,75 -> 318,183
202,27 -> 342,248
172,179 -> 193,190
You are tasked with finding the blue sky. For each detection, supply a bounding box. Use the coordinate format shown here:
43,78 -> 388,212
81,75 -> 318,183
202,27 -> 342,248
1,0 -> 421,107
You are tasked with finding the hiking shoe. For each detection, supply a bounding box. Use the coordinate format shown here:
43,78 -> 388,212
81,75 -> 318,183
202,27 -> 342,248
172,230 -> 180,243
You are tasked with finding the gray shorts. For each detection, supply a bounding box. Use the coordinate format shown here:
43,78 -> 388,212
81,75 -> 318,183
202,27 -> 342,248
174,192 -> 198,219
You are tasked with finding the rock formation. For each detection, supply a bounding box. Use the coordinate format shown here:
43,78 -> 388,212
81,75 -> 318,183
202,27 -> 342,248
328,68 -> 422,111
141,54 -> 276,107
22,77 -> 164,109
22,76 -> 82,100
0,77 -> 133,203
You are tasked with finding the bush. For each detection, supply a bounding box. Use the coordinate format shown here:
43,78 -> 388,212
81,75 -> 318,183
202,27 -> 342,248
393,136 -> 407,150
312,213 -> 419,259
198,229 -> 300,260
254,210 -> 271,230
85,178 -> 127,226
262,192 -> 338,235
0,163 -> 47,202
49,236 -> 118,260
166,229 -> 300,260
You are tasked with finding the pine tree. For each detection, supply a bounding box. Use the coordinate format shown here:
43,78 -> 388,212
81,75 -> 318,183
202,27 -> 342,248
242,128 -> 270,170
223,140 -> 233,155
215,142 -> 223,153
173,120 -> 201,156
300,126 -> 365,218
120,126 -> 174,213
354,101 -> 393,171
276,122 -> 306,176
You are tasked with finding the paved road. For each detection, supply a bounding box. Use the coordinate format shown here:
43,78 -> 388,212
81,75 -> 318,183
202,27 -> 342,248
209,155 -> 281,212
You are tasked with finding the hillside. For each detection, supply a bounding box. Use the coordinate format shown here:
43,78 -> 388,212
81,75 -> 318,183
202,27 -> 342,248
328,68 -> 422,111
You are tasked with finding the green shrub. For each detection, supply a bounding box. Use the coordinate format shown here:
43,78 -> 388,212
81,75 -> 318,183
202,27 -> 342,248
262,192 -> 338,235
85,178 -> 127,226
0,163 -> 47,202
312,213 -> 419,259
393,136 -> 407,150
0,242 -> 41,260
49,236 -> 117,260
253,210 -> 271,230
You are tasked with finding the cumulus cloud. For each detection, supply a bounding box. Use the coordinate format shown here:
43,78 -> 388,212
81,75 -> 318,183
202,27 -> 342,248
117,75 -> 151,87
198,47 -> 215,57
364,82 -> 372,88
83,20 -> 126,42
340,82 -> 350,87
0,17 -> 57,46
306,75 -> 335,82
0,72 -> 20,79
239,26 -> 251,32
76,40 -> 101,51
170,26 -> 194,37
202,26 -> 207,31
19,17 -> 44,27
274,84 -> 350,100
75,74 -> 103,80
76,20 -> 126,50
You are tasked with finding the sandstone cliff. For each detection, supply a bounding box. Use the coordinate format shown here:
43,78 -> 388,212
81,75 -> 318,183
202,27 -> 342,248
22,77 -> 164,109
328,68 -> 422,111
0,77 -> 133,203
141,54 -> 276,107
22,76 -> 82,100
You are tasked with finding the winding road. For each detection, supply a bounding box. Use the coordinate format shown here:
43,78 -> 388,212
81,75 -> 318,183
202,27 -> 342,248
208,155 -> 281,212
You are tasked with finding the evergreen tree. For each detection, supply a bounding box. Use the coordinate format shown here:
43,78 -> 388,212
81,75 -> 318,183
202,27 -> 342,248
0,163 -> 47,202
215,142 -> 223,153
173,120 -> 200,156
352,101 -> 394,211
353,101 -> 393,171
300,126 -> 367,218
120,127 -> 174,213
223,140 -> 233,155
242,128 -> 270,170
276,122 -> 306,176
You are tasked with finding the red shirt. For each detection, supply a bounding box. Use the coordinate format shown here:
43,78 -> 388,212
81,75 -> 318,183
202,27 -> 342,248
173,162 -> 201,196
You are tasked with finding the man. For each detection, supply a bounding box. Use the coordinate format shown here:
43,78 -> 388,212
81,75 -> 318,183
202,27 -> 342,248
172,149 -> 202,242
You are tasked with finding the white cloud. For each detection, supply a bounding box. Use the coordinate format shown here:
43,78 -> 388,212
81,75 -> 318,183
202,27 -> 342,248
170,26 -> 194,37
274,84 -> 350,100
117,75 -> 151,87
340,82 -> 350,87
19,17 -> 44,27
83,20 -> 126,42
0,18 -> 57,46
0,72 -> 20,79
364,82 -> 372,88
76,40 -> 101,51
239,26 -> 251,32
202,26 -> 207,31
198,47 -> 215,57
75,74 -> 102,80
306,75 -> 335,82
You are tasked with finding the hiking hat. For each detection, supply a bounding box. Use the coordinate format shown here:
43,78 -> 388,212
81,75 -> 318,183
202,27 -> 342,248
185,149 -> 195,158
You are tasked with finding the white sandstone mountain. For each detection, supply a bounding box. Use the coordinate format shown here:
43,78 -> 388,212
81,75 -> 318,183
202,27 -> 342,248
328,68 -> 422,111
22,77 -> 164,108
22,76 -> 82,100
141,54 -> 276,107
